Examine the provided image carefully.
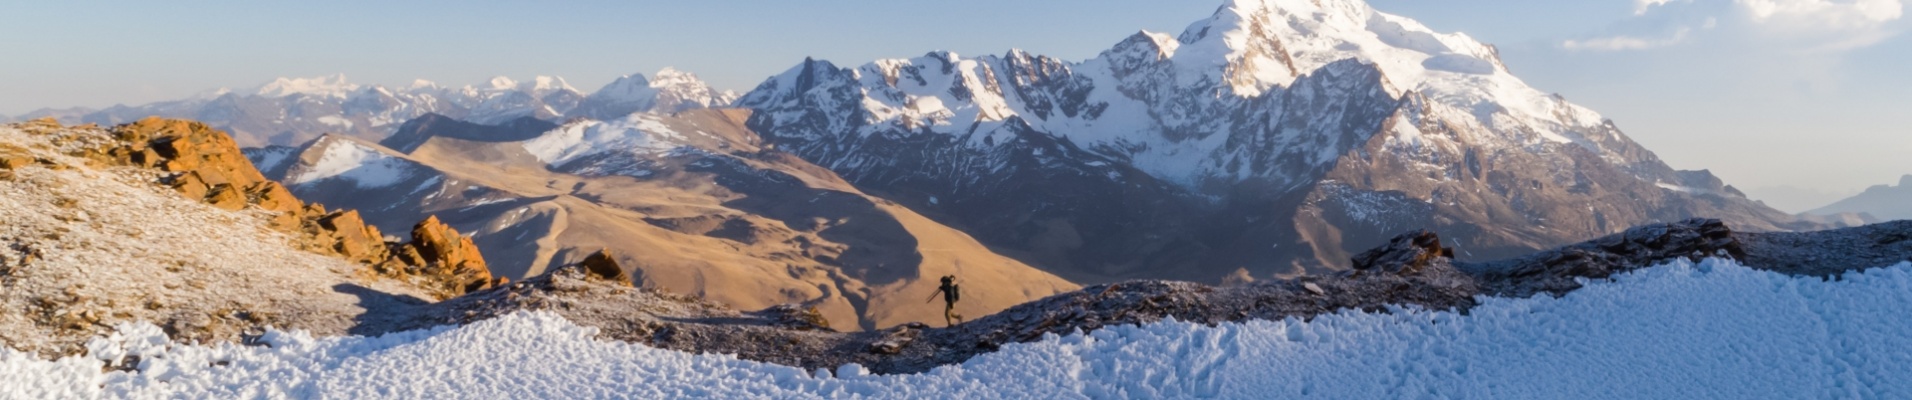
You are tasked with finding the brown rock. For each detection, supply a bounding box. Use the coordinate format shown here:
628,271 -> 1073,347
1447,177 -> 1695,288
205,184 -> 247,211
376,215 -> 497,298
577,250 -> 632,286
170,172 -> 210,201
244,181 -> 301,214
318,210 -> 387,263
0,144 -> 32,170
1350,230 -> 1453,275
407,216 -> 487,271
110,118 -> 266,189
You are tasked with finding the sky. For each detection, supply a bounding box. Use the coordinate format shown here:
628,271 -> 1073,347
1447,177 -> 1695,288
1,0 -> 1906,212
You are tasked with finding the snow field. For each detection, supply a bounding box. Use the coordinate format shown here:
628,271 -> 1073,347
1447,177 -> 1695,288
6,258 -> 1912,399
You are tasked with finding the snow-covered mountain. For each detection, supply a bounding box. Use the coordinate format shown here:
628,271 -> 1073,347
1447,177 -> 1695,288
20,69 -> 734,148
569,67 -> 740,121
737,0 -> 1835,283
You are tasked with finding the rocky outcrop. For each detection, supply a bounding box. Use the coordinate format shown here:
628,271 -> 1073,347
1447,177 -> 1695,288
1349,230 -> 1454,275
386,216 -> 500,297
575,250 -> 630,286
29,117 -> 498,299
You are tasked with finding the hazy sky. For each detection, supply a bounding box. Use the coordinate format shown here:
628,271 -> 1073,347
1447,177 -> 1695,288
2,0 -> 1906,211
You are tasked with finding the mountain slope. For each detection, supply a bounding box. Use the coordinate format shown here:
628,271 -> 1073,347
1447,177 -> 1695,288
0,118 -> 497,356
248,111 -> 1078,330
735,0 -> 1836,283
26,69 -> 733,148
1808,175 -> 1912,221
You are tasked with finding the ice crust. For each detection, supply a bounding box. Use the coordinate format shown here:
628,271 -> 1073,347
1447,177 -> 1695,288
6,258 -> 1912,399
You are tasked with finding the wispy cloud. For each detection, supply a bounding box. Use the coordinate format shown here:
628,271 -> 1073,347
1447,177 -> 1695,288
1569,0 -> 1906,52
1562,28 -> 1692,50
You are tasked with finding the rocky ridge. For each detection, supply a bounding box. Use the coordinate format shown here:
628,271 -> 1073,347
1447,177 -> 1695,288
52,118 -> 503,299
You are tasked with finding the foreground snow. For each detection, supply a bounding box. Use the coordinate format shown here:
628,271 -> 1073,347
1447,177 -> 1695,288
6,258 -> 1912,399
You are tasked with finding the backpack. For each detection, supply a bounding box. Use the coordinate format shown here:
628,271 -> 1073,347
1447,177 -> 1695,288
944,283 -> 960,303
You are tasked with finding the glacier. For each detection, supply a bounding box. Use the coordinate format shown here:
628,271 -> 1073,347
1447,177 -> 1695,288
6,258 -> 1912,399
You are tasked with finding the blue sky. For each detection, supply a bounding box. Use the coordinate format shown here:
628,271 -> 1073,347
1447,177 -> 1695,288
2,0 -> 1906,211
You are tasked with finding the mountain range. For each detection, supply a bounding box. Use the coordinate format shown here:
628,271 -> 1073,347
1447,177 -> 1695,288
734,0 -> 1846,283
12,68 -> 738,148
1806,175 -> 1912,222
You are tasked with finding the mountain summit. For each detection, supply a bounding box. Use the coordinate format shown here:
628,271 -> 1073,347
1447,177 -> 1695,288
737,0 -> 1832,283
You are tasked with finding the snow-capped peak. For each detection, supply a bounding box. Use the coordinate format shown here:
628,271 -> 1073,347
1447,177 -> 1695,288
485,76 -> 518,91
523,76 -> 576,94
571,67 -> 736,119
651,67 -> 697,85
406,79 -> 441,90
591,74 -> 657,103
254,74 -> 359,98
1161,0 -> 1606,142
284,134 -> 418,189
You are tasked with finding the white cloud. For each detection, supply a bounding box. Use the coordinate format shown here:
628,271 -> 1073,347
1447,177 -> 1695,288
1635,0 -> 1688,15
1570,0 -> 1906,51
1739,0 -> 1902,29
1562,28 -> 1692,50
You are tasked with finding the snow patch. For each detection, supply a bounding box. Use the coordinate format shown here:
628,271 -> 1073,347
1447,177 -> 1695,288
315,116 -> 355,129
521,114 -> 688,165
286,139 -> 416,189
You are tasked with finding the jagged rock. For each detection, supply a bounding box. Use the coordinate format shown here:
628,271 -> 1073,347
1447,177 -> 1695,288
759,304 -> 832,331
109,118 -> 266,190
0,143 -> 31,170
244,181 -> 301,214
867,323 -> 923,354
168,171 -> 208,200
1350,230 -> 1453,274
384,216 -> 497,297
577,250 -> 631,286
204,184 -> 247,211
316,210 -> 388,264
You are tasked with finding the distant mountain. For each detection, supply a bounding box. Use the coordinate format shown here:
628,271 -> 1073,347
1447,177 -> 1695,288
247,111 -> 1076,330
1809,175 -> 1912,221
736,0 -> 1840,283
570,67 -> 740,121
21,69 -> 736,148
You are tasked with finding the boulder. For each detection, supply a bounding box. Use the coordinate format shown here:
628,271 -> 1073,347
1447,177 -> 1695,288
204,184 -> 247,211
317,210 -> 388,264
1350,230 -> 1453,274
375,215 -> 498,298
577,250 -> 632,286
244,181 -> 302,214
0,143 -> 32,170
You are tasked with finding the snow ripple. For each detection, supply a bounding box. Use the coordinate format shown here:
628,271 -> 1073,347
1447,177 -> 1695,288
6,258 -> 1912,398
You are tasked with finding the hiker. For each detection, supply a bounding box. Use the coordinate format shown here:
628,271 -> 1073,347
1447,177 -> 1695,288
926,275 -> 961,327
